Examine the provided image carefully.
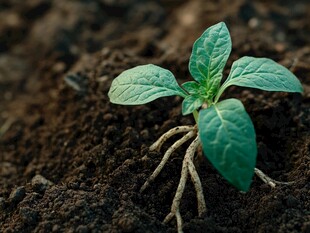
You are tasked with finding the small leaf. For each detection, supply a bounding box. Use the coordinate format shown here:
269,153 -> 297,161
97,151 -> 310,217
223,56 -> 303,93
189,22 -> 232,89
182,95 -> 204,115
182,81 -> 200,94
108,64 -> 187,105
198,98 -> 257,192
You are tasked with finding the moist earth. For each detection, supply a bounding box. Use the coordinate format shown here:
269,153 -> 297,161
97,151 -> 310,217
0,0 -> 309,232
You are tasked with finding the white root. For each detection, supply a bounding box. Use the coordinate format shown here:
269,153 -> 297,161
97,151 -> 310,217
143,125 -> 293,233
175,211 -> 183,233
186,137 -> 206,216
163,140 -> 190,231
149,125 -> 195,152
254,168 -> 294,188
140,130 -> 196,192
164,136 -> 204,233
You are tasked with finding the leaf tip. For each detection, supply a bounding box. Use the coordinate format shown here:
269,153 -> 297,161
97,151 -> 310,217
297,82 -> 304,93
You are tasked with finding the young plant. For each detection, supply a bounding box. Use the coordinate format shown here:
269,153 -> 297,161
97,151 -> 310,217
108,22 -> 303,232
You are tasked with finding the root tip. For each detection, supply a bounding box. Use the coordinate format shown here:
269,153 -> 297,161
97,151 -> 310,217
140,182 -> 149,193
149,145 -> 158,152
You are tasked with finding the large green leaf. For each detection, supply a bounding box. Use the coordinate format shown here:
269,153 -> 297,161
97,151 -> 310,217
220,56 -> 303,95
189,22 -> 231,91
108,64 -> 187,105
198,98 -> 257,192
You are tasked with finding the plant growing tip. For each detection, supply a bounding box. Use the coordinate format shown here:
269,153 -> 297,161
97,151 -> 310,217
108,21 -> 303,232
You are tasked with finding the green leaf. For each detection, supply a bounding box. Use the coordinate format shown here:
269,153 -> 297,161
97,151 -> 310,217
108,64 -> 187,105
182,95 -> 204,115
222,56 -> 303,94
182,81 -> 200,95
198,98 -> 257,192
189,22 -> 231,90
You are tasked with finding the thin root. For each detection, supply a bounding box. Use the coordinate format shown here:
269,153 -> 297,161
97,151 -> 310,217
144,130 -> 205,233
163,143 -> 189,224
142,124 -> 296,233
140,130 -> 196,192
175,210 -> 183,233
186,137 -> 206,216
255,168 -> 294,188
164,136 -> 203,233
149,125 -> 195,152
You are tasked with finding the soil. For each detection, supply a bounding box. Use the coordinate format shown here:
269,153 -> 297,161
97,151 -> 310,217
0,0 -> 309,232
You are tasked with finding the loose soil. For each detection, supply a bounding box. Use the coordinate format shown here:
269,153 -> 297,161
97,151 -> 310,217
0,0 -> 309,232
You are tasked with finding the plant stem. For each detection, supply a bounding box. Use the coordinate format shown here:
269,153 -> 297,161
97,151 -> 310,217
193,110 -> 199,124
214,82 -> 229,103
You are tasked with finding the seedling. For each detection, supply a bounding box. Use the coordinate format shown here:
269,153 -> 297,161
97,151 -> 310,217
108,22 -> 303,232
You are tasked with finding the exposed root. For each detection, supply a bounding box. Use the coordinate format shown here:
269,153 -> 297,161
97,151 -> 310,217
163,136 -> 206,233
186,138 -> 206,216
142,125 -> 204,233
140,129 -> 196,192
163,149 -> 188,231
142,125 -> 292,233
149,125 -> 195,152
255,168 -> 294,188
175,210 -> 183,233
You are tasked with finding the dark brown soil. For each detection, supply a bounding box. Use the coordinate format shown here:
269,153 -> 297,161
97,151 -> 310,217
0,0 -> 309,232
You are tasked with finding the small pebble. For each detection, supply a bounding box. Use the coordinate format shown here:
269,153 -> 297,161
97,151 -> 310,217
140,129 -> 149,139
31,174 -> 54,193
67,182 -> 79,190
9,186 -> 25,203
248,18 -> 260,29
103,113 -> 113,121
52,225 -> 60,232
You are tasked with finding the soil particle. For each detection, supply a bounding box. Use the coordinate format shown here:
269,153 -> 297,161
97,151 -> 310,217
0,197 -> 6,210
9,186 -> 26,204
19,206 -> 39,225
31,174 -> 54,193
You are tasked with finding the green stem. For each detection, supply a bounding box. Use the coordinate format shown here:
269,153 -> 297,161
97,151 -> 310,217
214,82 -> 229,103
193,110 -> 199,124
